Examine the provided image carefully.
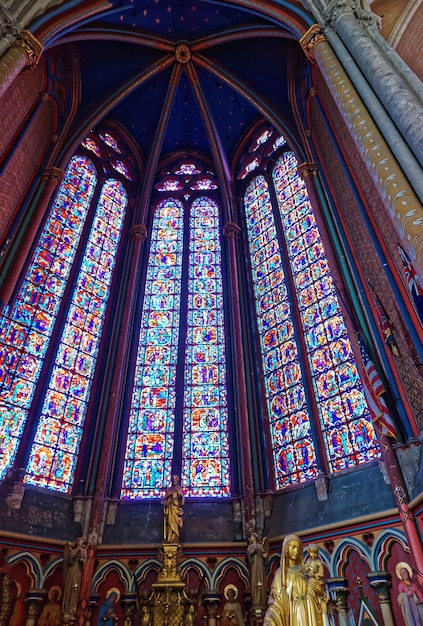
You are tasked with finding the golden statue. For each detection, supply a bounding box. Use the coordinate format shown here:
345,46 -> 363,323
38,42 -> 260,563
305,545 -> 329,626
162,474 -> 184,543
264,535 -> 327,626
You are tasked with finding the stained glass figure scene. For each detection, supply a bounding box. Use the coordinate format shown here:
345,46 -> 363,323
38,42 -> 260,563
121,162 -> 231,498
243,133 -> 379,489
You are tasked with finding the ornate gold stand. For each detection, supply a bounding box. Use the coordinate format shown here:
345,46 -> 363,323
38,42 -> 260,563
152,543 -> 187,625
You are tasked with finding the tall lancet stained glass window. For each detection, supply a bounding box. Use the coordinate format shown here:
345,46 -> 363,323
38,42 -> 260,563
0,130 -> 131,492
242,130 -> 379,490
121,161 -> 230,499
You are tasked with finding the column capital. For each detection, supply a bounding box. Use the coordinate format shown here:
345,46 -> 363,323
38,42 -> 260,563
129,224 -> 148,242
0,6 -> 18,42
367,571 -> 392,603
41,167 -> 64,186
203,590 -> 222,618
327,577 -> 349,611
11,30 -> 43,68
223,222 -> 241,239
298,162 -> 319,178
299,25 -> 326,63
323,0 -> 381,30
25,588 -> 47,620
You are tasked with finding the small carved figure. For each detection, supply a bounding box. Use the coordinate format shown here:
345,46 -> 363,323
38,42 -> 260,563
223,585 -> 245,626
184,590 -> 197,626
62,537 -> 88,616
140,605 -> 150,626
247,532 -> 269,610
163,474 -> 184,543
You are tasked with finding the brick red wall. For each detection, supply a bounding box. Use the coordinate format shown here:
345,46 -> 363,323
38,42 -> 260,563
0,97 -> 56,239
0,61 -> 45,157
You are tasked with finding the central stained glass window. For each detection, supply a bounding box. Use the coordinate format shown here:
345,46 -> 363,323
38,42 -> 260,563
121,162 -> 230,498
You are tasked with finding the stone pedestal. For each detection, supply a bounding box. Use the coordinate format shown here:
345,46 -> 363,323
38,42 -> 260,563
203,590 -> 222,626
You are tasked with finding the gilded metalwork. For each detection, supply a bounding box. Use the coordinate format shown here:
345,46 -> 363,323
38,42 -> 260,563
299,25 -> 326,63
12,30 -> 43,68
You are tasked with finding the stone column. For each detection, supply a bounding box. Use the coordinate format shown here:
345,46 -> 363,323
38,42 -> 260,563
223,221 -> 256,532
321,0 -> 423,168
85,593 -> 99,626
0,568 -> 14,626
121,592 -> 137,626
24,589 -> 46,626
76,224 -> 148,626
0,166 -> 64,305
0,30 -> 43,98
367,571 -> 394,626
203,590 -> 221,626
299,25 -> 423,279
327,577 -> 349,626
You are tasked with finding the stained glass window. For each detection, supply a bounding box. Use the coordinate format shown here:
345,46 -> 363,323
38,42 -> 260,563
244,142 -> 379,489
24,179 -> 127,492
99,131 -> 121,153
0,156 -> 97,482
121,198 -> 184,498
182,197 -> 230,496
245,174 -> 319,487
0,124 -> 132,493
273,153 -> 379,472
121,163 -> 230,499
81,138 -> 101,157
112,160 -> 133,181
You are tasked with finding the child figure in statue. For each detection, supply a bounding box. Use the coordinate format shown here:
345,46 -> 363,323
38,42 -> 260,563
305,545 -> 329,626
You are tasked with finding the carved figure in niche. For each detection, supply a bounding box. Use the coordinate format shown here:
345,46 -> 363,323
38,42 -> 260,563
37,586 -> 62,626
304,545 -> 329,626
140,604 -> 150,625
184,589 -> 197,625
97,589 -> 119,625
222,585 -> 245,626
162,474 -> 184,543
9,580 -> 26,626
136,590 -> 153,626
396,562 -> 423,626
247,532 -> 269,610
264,534 -> 326,626
62,537 -> 88,616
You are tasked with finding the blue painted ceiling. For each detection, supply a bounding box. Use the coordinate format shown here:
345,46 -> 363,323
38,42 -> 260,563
48,0 -> 310,171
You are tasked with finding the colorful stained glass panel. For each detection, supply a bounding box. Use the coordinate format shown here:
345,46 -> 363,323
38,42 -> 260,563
182,197 -> 230,497
0,157 -> 97,482
24,178 -> 127,492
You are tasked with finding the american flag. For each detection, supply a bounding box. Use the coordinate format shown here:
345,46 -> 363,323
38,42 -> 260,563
358,335 -> 398,438
398,244 -> 423,324
372,290 -> 399,357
